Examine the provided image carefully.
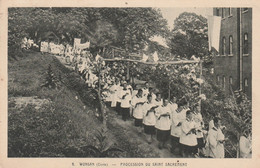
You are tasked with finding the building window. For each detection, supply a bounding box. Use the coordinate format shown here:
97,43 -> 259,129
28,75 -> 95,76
223,76 -> 226,88
216,8 -> 220,16
229,36 -> 233,55
221,8 -> 225,18
242,8 -> 249,12
229,76 -> 233,85
243,33 -> 249,55
244,78 -> 248,87
222,37 -> 226,55
228,8 -> 232,16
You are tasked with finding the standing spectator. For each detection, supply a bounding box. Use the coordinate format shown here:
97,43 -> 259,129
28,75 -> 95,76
142,95 -> 158,144
155,99 -> 172,149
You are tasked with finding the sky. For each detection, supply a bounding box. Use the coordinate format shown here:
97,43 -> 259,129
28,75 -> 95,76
159,8 -> 213,30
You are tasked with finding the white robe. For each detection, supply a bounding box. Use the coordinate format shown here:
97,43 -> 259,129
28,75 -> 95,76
216,128 -> 225,158
142,88 -> 149,97
120,89 -> 131,108
239,136 -> 252,158
142,102 -> 157,126
155,105 -> 172,130
179,120 -> 197,146
169,102 -> 178,113
205,127 -> 224,158
193,113 -> 204,138
110,84 -> 121,107
132,95 -> 146,119
153,99 -> 163,106
170,107 -> 188,138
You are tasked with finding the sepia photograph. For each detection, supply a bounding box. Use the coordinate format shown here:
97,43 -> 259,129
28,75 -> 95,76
6,7 -> 253,160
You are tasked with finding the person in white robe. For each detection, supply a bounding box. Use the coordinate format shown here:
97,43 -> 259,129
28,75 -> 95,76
169,97 -> 178,113
170,99 -> 188,155
119,82 -> 132,121
21,37 -> 28,49
142,94 -> 158,144
110,79 -> 121,108
193,109 -> 205,157
216,127 -> 225,158
239,130 -> 252,158
209,113 -> 221,130
153,92 -> 163,106
126,81 -> 133,116
205,117 -> 225,158
155,99 -> 172,149
132,89 -> 146,132
115,80 -> 123,115
179,110 -> 198,158
148,87 -> 156,102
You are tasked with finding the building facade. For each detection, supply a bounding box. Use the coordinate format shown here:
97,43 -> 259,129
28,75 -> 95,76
213,8 -> 252,98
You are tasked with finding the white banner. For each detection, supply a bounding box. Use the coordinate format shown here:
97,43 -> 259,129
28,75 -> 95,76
77,41 -> 90,49
73,38 -> 81,48
207,15 -> 221,52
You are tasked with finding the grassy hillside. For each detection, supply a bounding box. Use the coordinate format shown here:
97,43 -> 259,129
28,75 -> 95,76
8,51 -> 171,158
8,51 -> 107,157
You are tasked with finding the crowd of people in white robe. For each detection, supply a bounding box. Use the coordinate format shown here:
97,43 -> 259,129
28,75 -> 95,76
103,80 -> 252,158
103,80 -> 223,158
37,39 -> 251,158
21,37 -> 39,50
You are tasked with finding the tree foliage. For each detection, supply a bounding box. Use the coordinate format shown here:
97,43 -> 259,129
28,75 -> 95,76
8,7 -> 169,59
168,12 -> 209,61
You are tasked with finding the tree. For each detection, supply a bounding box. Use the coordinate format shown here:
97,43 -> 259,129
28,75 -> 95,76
168,12 -> 209,61
99,8 -> 169,53
8,8 -> 169,60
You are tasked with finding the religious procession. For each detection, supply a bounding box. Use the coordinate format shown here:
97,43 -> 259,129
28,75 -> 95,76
8,7 -> 252,159
36,36 -> 250,159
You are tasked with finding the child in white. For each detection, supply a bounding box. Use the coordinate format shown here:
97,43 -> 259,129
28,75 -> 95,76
142,95 -> 158,144
120,82 -> 132,121
193,109 -> 204,156
179,110 -> 198,158
132,89 -> 146,131
155,99 -> 172,149
153,93 -> 163,106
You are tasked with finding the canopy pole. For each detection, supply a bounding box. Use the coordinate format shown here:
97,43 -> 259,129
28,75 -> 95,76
103,58 -> 200,65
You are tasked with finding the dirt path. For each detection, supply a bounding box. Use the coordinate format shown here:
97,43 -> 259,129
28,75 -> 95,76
106,108 -> 179,158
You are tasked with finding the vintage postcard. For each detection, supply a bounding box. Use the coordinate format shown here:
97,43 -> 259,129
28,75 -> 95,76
0,0 -> 259,168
